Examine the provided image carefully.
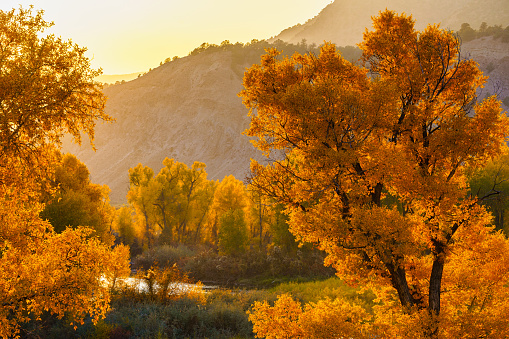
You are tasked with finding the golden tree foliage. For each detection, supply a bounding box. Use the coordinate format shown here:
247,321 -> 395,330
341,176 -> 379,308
248,294 -> 371,339
204,175 -> 251,246
0,7 -> 129,337
113,206 -> 139,247
0,7 -> 108,162
41,152 -> 115,242
240,10 -> 509,338
127,159 -> 215,247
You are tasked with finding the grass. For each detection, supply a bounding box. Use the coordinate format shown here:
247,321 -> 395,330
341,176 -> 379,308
269,277 -> 376,312
18,265 -> 374,338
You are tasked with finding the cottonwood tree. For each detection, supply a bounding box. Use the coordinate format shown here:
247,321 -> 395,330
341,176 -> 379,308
127,159 -> 213,246
128,163 -> 157,247
203,175 -> 251,247
41,152 -> 115,242
218,209 -> 249,255
0,7 -> 130,337
241,10 -> 509,338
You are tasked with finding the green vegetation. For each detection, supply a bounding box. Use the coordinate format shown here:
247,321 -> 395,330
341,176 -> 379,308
458,22 -> 509,42
40,153 -> 114,243
18,274 -> 373,338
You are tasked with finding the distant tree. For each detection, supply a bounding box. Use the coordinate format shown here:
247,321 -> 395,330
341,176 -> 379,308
458,22 -> 476,41
204,175 -> 251,247
458,22 -> 509,42
114,206 -> 138,246
338,45 -> 362,63
128,163 -> 157,247
268,203 -> 298,253
479,21 -> 488,33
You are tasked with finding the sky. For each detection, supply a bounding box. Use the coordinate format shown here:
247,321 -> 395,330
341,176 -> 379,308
1,1 -> 332,75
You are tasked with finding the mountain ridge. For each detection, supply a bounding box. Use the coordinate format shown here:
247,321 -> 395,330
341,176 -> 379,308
270,0 -> 509,46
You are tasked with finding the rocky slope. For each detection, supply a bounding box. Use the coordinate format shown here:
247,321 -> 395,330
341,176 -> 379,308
462,37 -> 509,105
271,0 -> 509,47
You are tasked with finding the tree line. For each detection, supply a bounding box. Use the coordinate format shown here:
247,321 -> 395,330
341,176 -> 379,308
458,21 -> 509,42
115,158 -> 297,257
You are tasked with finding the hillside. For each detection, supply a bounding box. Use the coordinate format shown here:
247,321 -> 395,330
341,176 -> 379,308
64,1 -> 509,205
462,37 -> 509,107
64,47 -> 262,204
271,0 -> 509,46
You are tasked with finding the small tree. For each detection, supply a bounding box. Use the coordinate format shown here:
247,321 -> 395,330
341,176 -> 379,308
218,209 -> 248,255
458,22 -> 476,41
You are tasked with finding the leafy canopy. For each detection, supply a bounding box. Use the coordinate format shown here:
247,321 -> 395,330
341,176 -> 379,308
0,7 -> 128,337
240,10 -> 509,338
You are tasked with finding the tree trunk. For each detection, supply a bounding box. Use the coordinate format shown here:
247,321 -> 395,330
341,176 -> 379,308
427,257 -> 444,338
155,203 -> 172,244
385,260 -> 419,310
259,199 -> 264,250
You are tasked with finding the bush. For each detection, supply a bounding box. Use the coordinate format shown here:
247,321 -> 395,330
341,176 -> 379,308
184,248 -> 334,287
132,244 -> 196,270
269,277 -> 376,311
99,296 -> 254,338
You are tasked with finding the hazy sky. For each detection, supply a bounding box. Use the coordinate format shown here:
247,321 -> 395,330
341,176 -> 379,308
2,1 -> 331,74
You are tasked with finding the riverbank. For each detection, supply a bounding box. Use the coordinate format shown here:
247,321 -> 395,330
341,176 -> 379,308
17,276 -> 374,338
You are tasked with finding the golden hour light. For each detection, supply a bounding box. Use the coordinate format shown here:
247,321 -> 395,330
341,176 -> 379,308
0,1 -> 508,337
1,0 -> 331,74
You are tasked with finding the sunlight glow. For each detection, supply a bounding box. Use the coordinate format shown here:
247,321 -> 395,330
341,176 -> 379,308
1,0 -> 331,74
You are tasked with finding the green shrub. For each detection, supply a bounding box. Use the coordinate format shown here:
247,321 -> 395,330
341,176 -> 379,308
269,277 -> 376,312
101,296 -> 254,338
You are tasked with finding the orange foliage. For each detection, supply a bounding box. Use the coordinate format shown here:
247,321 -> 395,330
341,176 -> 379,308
241,10 -> 509,338
0,7 -> 129,337
248,294 -> 371,339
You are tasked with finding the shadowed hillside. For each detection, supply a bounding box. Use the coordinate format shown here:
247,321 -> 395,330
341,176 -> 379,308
462,37 -> 509,105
